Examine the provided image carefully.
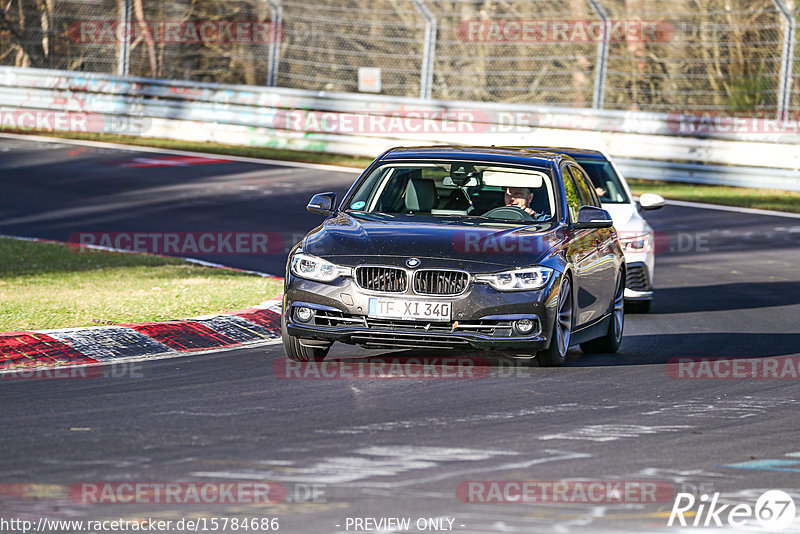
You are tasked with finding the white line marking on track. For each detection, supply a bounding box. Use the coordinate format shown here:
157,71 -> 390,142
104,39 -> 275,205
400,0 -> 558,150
665,199 -> 800,219
316,405 -> 618,435
540,424 -> 691,442
0,132 -> 362,174
191,446 -> 588,488
640,398 -> 798,419
350,450 -> 592,489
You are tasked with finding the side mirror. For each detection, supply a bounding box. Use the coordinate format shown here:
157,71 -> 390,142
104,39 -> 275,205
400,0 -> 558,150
574,206 -> 614,229
639,193 -> 665,211
307,192 -> 336,216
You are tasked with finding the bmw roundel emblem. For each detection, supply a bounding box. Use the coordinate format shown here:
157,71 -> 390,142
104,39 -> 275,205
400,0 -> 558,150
406,257 -> 421,268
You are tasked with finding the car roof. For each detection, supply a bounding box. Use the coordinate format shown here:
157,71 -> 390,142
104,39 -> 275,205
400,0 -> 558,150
379,145 -> 571,168
515,146 -> 609,160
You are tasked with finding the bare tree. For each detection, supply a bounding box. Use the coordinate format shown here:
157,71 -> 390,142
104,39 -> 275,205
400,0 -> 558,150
0,0 -> 51,67
132,0 -> 158,76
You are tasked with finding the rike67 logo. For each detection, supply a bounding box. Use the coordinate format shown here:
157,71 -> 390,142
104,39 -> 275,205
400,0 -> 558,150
668,490 -> 797,531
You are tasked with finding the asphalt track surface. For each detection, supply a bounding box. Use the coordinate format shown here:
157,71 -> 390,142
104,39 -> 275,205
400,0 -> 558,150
1,135 -> 800,533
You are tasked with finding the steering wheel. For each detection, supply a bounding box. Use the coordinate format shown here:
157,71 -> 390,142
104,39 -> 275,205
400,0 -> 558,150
481,205 -> 534,221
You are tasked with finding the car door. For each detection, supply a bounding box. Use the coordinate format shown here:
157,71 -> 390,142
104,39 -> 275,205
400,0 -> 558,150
561,163 -> 600,327
568,164 -> 617,323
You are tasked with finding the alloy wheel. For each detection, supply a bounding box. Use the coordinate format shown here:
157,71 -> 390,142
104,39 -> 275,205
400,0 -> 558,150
612,275 -> 625,343
556,278 -> 573,357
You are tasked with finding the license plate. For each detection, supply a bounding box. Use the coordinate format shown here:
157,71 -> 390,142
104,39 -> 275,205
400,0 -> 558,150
368,298 -> 452,321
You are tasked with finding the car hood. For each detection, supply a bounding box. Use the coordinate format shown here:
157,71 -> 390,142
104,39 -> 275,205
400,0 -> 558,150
603,203 -> 652,235
302,212 -> 565,270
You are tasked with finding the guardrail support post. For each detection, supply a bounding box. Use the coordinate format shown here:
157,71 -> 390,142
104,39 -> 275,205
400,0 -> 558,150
411,0 -> 436,99
265,0 -> 282,87
116,0 -> 131,76
771,0 -> 795,117
586,0 -> 609,109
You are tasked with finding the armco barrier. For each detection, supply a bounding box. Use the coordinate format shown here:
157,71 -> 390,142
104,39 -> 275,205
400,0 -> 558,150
1,67 -> 799,190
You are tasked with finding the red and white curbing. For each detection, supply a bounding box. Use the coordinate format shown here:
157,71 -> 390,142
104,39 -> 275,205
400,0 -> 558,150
0,299 -> 282,373
1,233 -> 285,372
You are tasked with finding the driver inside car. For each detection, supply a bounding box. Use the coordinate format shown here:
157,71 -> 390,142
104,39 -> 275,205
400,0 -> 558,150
504,186 -> 537,216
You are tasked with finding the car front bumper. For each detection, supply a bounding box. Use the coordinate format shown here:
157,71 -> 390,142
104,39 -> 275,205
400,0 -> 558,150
623,261 -> 653,301
283,274 -> 561,351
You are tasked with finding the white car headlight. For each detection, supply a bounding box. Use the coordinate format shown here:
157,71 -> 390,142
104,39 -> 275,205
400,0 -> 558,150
474,266 -> 553,291
290,253 -> 351,282
620,232 -> 653,253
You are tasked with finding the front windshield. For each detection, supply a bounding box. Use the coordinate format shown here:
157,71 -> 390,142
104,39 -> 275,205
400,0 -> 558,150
345,162 -> 557,223
573,158 -> 630,204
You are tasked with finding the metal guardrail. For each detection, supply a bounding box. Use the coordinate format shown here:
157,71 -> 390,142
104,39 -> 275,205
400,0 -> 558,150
614,158 -> 800,191
4,67 -> 800,144
1,67 -> 799,190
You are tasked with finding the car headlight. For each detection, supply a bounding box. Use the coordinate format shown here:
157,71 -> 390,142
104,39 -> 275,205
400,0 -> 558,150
290,253 -> 351,282
619,232 -> 652,253
474,266 -> 553,291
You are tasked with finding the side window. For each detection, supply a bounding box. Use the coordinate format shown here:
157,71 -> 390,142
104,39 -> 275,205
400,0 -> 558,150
561,165 -> 581,222
569,165 -> 600,208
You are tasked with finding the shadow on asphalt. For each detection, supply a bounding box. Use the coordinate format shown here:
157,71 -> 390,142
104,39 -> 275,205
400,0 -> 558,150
571,332 -> 800,366
650,281 -> 800,314
316,332 -> 800,371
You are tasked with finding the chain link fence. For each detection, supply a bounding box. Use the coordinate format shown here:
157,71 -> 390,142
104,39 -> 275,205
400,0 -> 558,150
427,1 -> 600,106
276,0 -> 426,96
603,0 -> 785,112
791,9 -> 800,115
0,0 -> 796,114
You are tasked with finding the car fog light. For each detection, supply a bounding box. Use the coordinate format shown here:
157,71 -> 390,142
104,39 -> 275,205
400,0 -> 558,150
514,318 -> 536,335
296,307 -> 314,323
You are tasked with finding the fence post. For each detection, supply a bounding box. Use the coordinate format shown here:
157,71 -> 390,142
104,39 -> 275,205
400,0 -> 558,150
586,0 -> 609,109
117,0 -> 131,76
265,0 -> 282,87
411,0 -> 436,99
771,0 -> 795,116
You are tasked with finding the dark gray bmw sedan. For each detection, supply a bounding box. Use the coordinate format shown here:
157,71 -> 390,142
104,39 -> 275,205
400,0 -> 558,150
282,146 -> 625,366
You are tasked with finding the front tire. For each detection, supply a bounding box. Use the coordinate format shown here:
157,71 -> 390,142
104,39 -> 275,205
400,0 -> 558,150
537,276 -> 573,367
281,315 -> 329,362
580,272 -> 624,354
